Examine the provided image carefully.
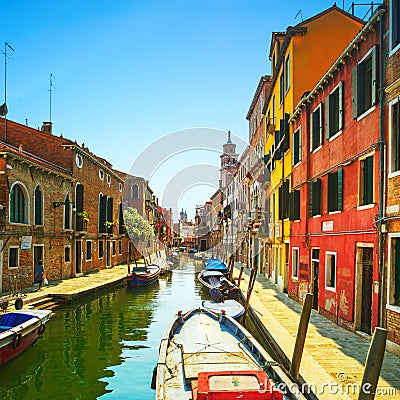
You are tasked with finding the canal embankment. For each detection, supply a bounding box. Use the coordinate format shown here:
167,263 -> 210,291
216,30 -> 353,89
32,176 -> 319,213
234,263 -> 400,400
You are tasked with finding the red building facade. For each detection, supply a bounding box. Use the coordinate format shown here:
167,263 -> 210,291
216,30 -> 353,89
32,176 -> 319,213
289,9 -> 384,334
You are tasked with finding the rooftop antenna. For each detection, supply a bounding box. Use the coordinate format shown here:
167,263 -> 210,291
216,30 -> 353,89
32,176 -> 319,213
294,9 -> 304,22
2,42 -> 14,142
49,73 -> 56,123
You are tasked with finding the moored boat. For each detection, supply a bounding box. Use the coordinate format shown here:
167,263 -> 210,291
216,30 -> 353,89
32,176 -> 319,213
198,270 -> 239,300
153,307 -> 306,399
0,309 -> 52,366
126,264 -> 161,286
201,299 -> 245,319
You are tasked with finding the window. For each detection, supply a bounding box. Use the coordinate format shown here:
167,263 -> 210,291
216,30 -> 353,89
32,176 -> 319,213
112,240 -> 116,256
389,236 -> 400,306
34,185 -> 43,225
86,240 -> 92,261
119,240 -> 122,255
99,170 -> 104,180
289,190 -> 300,221
310,104 -> 323,152
390,0 -> 400,51
76,154 -> 83,168
352,46 -> 378,118
360,156 -> 374,205
119,183 -> 123,192
99,240 -> 104,259
390,99 -> 400,173
280,73 -> 284,104
64,246 -> 71,262
284,54 -> 290,92
309,179 -> 321,217
292,126 -> 302,166
272,95 -> 276,125
292,247 -> 299,279
325,252 -> 336,290
132,184 -> 139,198
325,82 -> 343,139
327,168 -> 343,212
8,247 -> 19,269
10,183 -> 28,224
107,174 -> 111,186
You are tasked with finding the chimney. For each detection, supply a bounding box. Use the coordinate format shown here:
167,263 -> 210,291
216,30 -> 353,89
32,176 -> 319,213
41,121 -> 53,135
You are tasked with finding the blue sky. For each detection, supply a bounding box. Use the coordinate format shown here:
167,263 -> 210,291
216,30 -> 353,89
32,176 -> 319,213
1,0 -> 365,220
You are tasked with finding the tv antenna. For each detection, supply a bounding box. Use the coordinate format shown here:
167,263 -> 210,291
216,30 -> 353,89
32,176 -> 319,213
1,42 -> 14,142
49,73 -> 56,123
294,9 -> 304,22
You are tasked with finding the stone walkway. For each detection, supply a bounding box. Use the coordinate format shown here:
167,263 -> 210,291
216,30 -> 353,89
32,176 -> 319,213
235,265 -> 400,400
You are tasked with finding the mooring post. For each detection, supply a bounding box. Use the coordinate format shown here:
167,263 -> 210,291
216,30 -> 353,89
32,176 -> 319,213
228,255 -> 235,281
358,327 -> 387,400
236,264 -> 245,288
290,292 -> 313,380
243,265 -> 258,317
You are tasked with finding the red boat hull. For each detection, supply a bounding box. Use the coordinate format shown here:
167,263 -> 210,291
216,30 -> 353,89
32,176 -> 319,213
0,327 -> 41,366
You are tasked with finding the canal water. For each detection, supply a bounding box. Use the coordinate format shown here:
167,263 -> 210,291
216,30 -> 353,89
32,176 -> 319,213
0,257 -> 271,400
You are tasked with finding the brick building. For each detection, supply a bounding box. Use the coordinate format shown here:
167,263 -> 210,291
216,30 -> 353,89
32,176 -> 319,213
0,119 -> 130,291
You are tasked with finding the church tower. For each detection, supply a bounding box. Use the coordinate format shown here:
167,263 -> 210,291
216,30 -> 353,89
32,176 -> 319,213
219,130 -> 238,189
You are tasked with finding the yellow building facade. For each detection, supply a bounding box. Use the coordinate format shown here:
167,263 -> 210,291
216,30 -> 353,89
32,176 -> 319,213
263,6 -> 364,291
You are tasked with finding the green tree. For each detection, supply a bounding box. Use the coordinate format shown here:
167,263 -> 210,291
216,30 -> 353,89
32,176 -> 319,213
123,207 -> 154,243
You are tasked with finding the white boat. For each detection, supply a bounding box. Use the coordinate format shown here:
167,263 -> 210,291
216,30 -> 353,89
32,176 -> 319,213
153,307 -> 306,400
0,309 -> 52,366
201,299 -> 245,319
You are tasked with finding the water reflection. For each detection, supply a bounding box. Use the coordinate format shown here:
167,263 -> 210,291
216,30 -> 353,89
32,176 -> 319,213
0,258 -> 206,400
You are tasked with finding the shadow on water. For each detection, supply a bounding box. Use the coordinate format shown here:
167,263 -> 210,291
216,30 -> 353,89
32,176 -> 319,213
0,257 -> 277,400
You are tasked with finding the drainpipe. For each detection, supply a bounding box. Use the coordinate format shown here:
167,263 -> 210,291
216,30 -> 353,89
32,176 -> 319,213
378,5 -> 386,328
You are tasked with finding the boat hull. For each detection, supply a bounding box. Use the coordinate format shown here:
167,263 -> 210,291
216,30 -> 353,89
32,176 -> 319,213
201,299 -> 245,319
127,265 -> 161,286
0,309 -> 52,366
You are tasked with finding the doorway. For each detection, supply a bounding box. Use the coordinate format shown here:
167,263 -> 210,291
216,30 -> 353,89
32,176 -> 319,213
75,241 -> 82,275
106,241 -> 111,267
360,247 -> 373,334
311,248 -> 320,310
33,245 -> 44,283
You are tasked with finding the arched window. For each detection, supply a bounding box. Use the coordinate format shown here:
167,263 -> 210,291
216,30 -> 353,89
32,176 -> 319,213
132,184 -> 139,198
34,185 -> 43,225
10,183 -> 28,224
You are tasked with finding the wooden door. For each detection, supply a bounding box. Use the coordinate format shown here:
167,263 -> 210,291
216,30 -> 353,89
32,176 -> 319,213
360,248 -> 373,334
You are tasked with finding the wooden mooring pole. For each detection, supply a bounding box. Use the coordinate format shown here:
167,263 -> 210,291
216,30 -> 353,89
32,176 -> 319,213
243,265 -> 258,318
290,292 -> 313,380
358,327 -> 387,400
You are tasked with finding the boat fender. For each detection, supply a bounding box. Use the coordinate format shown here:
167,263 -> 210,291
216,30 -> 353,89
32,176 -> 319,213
37,324 -> 46,336
12,332 -> 22,349
14,298 -> 23,310
150,366 -> 157,390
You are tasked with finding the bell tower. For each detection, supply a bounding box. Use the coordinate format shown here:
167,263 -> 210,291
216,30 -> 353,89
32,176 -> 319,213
219,130 -> 238,189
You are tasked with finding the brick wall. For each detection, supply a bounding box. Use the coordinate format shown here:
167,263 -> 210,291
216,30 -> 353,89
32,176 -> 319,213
387,309 -> 400,345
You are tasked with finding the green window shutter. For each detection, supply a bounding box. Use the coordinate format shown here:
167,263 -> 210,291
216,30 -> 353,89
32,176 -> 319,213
395,239 -> 400,300
352,66 -> 358,119
338,168 -> 343,211
288,192 -> 294,221
319,104 -> 324,145
371,45 -> 378,106
364,156 -> 373,204
294,190 -> 300,220
316,179 -> 321,215
309,182 -> 314,217
325,94 -> 330,139
328,172 -> 338,212
338,81 -> 344,130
